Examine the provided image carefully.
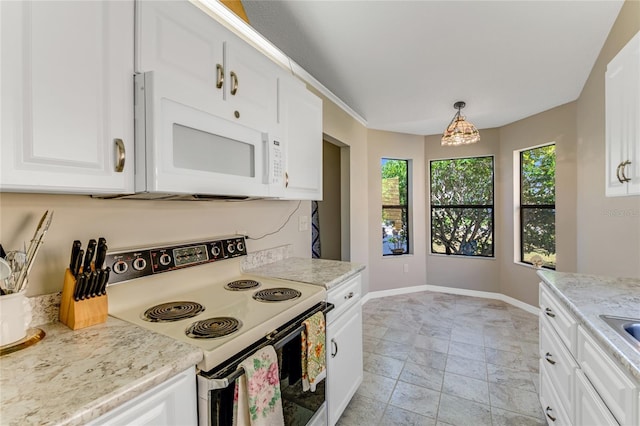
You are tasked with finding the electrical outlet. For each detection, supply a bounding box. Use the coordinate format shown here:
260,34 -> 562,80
298,216 -> 309,232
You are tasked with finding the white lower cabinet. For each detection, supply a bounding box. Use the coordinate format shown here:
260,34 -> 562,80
88,367 -> 197,426
539,282 -> 639,426
326,274 -> 363,426
575,369 -> 618,426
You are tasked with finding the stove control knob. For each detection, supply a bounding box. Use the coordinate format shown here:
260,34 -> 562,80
211,245 -> 221,257
159,253 -> 172,266
236,241 -> 245,252
113,260 -> 128,274
227,243 -> 236,254
132,257 -> 147,271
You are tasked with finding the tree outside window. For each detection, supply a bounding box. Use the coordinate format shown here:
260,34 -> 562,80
430,156 -> 494,257
520,144 -> 556,269
382,159 -> 409,255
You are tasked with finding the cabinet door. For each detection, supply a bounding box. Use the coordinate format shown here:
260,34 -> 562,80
224,35 -> 278,129
327,305 -> 363,426
279,77 -> 323,200
136,0 -> 226,118
88,367 -> 197,426
606,31 -> 640,197
575,370 -> 618,426
1,1 -> 134,194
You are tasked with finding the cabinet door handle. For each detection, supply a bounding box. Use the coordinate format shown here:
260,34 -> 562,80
545,352 -> 556,365
344,292 -> 354,300
616,160 -> 632,183
331,338 -> 338,358
216,64 -> 224,89
544,307 -> 555,318
230,71 -> 238,95
545,406 -> 556,422
114,139 -> 125,173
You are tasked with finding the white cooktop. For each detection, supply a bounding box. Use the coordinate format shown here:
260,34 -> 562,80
108,265 -> 326,372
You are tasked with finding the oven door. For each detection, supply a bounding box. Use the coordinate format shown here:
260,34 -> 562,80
197,302 -> 333,426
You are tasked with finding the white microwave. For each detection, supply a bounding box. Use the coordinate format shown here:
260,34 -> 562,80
128,72 -> 284,200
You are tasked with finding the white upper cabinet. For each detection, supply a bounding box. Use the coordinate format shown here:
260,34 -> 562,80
606,31 -> 640,197
1,1 -> 134,194
278,75 -> 323,200
136,1 -> 277,131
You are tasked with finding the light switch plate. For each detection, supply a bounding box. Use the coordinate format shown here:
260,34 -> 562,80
298,215 -> 309,232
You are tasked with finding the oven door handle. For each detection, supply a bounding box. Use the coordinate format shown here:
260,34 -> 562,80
200,301 -> 334,391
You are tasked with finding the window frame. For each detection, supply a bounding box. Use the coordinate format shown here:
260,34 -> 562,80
381,158 -> 411,256
429,155 -> 495,258
518,143 -> 556,270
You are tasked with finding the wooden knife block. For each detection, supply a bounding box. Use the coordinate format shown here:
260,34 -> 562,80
59,268 -> 108,330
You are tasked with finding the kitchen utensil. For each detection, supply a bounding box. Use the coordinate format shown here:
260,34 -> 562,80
4,251 -> 27,294
0,258 -> 11,295
13,211 -> 53,293
72,249 -> 84,278
94,238 -> 107,271
69,240 -> 81,271
82,239 -> 96,273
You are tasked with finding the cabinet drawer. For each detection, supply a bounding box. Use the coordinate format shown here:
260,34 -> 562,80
540,317 -> 578,414
540,359 -> 573,426
575,369 -> 619,426
540,283 -> 577,353
577,326 -> 637,425
327,274 -> 361,323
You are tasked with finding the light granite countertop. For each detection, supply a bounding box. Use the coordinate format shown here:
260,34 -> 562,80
0,318 -> 202,426
538,270 -> 640,382
244,258 -> 365,290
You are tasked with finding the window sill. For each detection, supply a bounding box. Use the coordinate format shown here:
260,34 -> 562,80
514,261 -> 555,271
429,253 -> 495,261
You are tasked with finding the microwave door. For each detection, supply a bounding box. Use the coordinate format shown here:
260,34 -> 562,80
136,72 -> 269,198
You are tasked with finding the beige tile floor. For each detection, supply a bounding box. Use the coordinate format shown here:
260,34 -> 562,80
337,291 -> 546,426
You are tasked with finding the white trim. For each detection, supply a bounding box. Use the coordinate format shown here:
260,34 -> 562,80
361,284 -> 538,315
192,0 -> 368,127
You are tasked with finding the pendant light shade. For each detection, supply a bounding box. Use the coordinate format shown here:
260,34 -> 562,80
441,101 -> 480,146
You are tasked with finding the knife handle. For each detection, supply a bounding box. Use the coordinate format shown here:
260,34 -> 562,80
73,249 -> 84,278
101,267 -> 111,295
73,274 -> 85,301
95,239 -> 107,271
69,240 -> 81,270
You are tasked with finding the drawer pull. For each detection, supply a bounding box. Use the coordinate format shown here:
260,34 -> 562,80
545,406 -> 556,422
331,338 -> 338,358
544,308 -> 556,318
344,291 -> 354,300
545,352 -> 556,365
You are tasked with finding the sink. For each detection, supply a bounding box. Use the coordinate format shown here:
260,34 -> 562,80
600,315 -> 640,353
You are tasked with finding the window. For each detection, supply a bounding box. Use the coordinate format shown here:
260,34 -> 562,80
520,144 -> 556,269
382,159 -> 409,255
430,156 -> 494,257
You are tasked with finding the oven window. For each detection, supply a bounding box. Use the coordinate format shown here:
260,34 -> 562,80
173,124 -> 255,177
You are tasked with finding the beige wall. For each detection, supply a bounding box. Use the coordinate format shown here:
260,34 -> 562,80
424,128 -> 501,294
310,86 -> 371,292
318,140 -> 342,260
0,193 -> 310,295
367,129 -> 426,292
576,0 -> 640,278
498,102 -> 578,305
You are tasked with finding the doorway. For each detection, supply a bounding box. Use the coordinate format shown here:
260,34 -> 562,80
316,137 -> 350,261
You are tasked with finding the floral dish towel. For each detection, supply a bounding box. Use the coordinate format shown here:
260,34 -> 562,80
233,345 -> 284,426
301,311 -> 326,392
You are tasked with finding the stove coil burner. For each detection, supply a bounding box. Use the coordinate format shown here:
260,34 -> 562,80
185,317 -> 242,339
253,287 -> 302,302
225,279 -> 261,291
142,301 -> 205,322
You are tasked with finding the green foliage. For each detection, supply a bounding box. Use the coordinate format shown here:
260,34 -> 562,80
430,157 -> 494,256
382,159 -> 408,205
521,145 -> 556,267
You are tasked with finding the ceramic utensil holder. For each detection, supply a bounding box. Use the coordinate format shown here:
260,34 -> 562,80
0,291 -> 32,346
59,268 -> 108,330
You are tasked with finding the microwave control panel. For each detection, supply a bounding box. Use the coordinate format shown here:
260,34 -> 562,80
105,236 -> 247,284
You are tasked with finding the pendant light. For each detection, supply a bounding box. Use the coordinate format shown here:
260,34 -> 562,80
441,101 -> 480,146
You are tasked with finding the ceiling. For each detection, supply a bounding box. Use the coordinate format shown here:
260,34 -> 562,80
242,0 -> 624,136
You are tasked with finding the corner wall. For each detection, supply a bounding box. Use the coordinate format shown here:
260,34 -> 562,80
576,0 -> 640,278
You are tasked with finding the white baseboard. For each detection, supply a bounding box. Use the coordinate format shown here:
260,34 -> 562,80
361,284 -> 538,315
